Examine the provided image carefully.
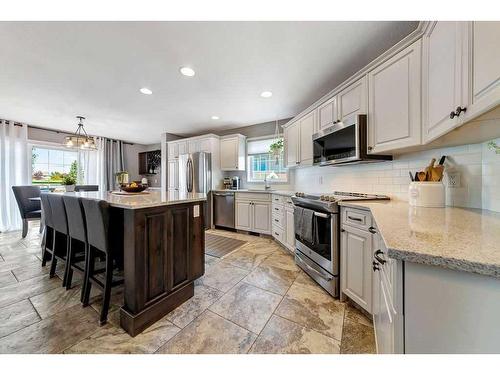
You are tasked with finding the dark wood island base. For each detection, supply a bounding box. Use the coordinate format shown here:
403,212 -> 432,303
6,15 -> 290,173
118,199 -> 205,336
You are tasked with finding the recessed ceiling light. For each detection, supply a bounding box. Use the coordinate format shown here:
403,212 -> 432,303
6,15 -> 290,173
211,116 -> 220,120
260,91 -> 273,98
180,67 -> 195,77
139,87 -> 152,95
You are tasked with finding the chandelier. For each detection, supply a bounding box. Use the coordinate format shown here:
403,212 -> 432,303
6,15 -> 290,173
64,116 -> 97,150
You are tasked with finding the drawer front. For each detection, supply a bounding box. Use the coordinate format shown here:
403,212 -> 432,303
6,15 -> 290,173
342,207 -> 372,230
272,212 -> 285,228
284,196 -> 294,206
272,194 -> 284,204
235,192 -> 271,202
272,225 -> 284,243
272,203 -> 284,216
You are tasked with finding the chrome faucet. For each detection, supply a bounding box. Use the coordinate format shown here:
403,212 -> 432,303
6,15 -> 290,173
264,176 -> 271,190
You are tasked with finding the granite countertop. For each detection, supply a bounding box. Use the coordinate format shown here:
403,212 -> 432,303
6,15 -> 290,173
339,200 -> 500,278
213,189 -> 295,197
50,190 -> 207,210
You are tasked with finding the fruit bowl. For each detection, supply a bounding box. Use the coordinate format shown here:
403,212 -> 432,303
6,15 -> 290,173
119,183 -> 147,193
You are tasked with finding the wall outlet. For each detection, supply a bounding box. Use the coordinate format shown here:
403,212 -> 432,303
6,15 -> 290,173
447,172 -> 460,188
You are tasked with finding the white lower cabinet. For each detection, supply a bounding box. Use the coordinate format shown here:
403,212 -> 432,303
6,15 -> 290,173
235,193 -> 271,234
235,200 -> 252,231
340,224 -> 373,313
284,206 -> 295,252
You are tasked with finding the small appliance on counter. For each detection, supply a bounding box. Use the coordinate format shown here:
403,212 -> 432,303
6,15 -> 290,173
223,177 -> 232,190
231,176 -> 241,190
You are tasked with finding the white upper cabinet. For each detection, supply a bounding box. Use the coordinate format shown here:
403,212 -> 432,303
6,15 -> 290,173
338,77 -> 367,122
318,96 -> 338,130
220,134 -> 246,171
167,142 -> 179,160
299,111 -> 315,166
466,22 -> 500,120
422,22 -> 470,143
188,139 -> 200,153
177,141 -> 188,156
368,39 -> 422,153
284,110 -> 315,168
284,121 -> 299,168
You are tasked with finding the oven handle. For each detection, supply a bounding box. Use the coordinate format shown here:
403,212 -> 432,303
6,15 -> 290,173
313,212 -> 329,218
296,253 -> 333,281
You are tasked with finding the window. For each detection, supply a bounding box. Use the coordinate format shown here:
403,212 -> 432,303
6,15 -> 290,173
31,146 -> 80,186
247,137 -> 287,183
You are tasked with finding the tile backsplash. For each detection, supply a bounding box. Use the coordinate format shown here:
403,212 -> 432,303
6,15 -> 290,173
293,138 -> 500,212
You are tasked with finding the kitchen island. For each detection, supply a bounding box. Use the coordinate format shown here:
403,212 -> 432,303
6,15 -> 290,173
66,190 -> 207,336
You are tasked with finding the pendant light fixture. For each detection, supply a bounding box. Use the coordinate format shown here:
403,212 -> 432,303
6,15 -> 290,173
64,116 -> 97,150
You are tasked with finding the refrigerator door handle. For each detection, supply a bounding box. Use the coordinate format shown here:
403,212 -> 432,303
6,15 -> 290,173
186,157 -> 193,192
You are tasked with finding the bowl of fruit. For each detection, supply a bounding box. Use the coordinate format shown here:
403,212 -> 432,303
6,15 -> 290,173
119,181 -> 147,193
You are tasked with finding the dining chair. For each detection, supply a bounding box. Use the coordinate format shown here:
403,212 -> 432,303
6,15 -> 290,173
11,185 -> 42,238
62,195 -> 88,297
75,185 -> 99,192
80,197 -> 124,325
40,193 -> 55,267
47,194 -> 70,286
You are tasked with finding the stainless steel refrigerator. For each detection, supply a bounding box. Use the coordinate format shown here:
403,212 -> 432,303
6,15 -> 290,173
178,152 -> 212,228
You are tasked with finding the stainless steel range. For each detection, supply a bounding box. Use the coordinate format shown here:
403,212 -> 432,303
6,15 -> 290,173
291,191 -> 389,297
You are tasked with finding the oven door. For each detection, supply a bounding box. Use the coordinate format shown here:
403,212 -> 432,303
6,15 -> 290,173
295,209 -> 339,275
313,118 -> 360,166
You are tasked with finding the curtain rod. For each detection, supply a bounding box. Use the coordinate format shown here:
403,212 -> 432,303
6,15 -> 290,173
3,120 -> 134,145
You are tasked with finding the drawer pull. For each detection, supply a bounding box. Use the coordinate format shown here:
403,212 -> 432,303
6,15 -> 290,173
374,250 -> 386,264
274,208 -> 279,211
347,215 -> 363,222
274,219 -> 279,222
274,232 -> 280,236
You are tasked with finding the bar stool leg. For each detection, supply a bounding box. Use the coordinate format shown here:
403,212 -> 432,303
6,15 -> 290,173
49,232 -> 58,278
82,246 -> 95,307
61,235 -> 70,287
65,238 -> 74,290
99,255 -> 114,326
80,241 -> 90,303
41,228 -> 53,267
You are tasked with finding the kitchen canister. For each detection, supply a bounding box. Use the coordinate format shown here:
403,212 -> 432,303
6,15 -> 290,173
408,181 -> 445,207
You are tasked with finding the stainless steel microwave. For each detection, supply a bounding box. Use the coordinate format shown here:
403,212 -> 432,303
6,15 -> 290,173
312,114 -> 392,166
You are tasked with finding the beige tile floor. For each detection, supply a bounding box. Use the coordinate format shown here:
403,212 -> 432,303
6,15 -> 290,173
0,224 -> 375,354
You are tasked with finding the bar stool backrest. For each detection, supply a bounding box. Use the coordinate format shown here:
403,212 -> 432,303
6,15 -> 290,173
81,198 -> 110,254
62,195 -> 87,243
75,185 -> 99,192
12,185 -> 41,218
47,194 -> 68,234
40,193 -> 53,228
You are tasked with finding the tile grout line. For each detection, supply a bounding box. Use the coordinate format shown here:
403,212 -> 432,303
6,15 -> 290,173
247,267 -> 301,353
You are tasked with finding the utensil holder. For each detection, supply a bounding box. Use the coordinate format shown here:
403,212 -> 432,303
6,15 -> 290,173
408,182 -> 445,208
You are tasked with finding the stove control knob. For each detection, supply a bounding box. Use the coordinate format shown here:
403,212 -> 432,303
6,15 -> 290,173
329,196 -> 336,202
320,195 -> 326,201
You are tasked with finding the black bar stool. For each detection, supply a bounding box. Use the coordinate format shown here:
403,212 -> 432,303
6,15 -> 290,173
75,185 -> 99,192
81,198 -> 124,325
47,194 -> 70,286
62,195 -> 88,296
40,193 -> 54,267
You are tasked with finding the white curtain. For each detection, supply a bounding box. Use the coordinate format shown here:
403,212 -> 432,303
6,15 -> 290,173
0,120 -> 30,232
79,137 -> 124,192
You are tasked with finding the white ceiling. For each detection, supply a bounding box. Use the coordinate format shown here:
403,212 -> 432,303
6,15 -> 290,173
0,21 -> 418,144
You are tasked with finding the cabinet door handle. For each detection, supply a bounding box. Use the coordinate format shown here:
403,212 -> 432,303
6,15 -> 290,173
367,146 -> 373,151
374,249 -> 386,264
372,261 -> 380,272
347,215 -> 362,222
368,226 -> 377,234
450,106 -> 467,119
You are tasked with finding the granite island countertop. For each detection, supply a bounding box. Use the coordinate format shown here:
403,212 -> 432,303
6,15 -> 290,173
339,200 -> 500,278
51,190 -> 207,210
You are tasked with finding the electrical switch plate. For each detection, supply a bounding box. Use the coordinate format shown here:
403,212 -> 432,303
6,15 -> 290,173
447,172 -> 460,188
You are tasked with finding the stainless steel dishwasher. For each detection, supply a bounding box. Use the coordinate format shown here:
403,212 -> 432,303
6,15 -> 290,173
213,191 -> 235,229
